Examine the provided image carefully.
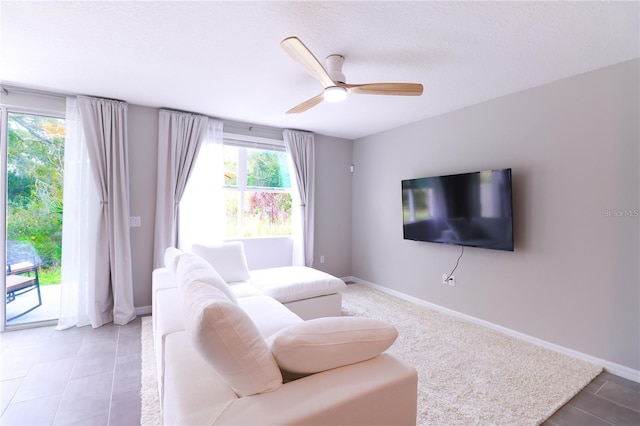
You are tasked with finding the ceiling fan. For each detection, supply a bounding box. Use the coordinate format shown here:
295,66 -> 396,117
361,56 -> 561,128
281,36 -> 424,114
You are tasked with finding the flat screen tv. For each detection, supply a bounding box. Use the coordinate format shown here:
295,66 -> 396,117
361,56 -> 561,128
401,168 -> 514,251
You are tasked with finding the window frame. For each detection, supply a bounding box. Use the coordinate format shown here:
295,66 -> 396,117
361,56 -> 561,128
222,134 -> 293,239
1,102 -> 66,331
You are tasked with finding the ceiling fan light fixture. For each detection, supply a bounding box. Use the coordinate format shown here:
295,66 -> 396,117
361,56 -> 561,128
323,86 -> 347,102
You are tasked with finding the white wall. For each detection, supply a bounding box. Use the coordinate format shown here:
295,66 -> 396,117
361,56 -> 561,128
351,59 -> 639,372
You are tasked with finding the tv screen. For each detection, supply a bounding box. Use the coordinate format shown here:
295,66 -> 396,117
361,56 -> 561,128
401,168 -> 514,251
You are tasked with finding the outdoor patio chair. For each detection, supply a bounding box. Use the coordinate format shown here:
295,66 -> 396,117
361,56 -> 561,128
6,241 -> 42,321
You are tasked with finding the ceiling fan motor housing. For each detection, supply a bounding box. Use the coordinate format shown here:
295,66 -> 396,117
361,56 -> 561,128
326,54 -> 346,83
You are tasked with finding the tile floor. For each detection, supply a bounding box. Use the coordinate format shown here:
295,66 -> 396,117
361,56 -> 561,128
0,318 -> 142,426
1,316 -> 639,426
544,371 -> 640,426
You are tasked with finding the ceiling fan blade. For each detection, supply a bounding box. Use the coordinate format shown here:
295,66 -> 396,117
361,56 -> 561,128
281,36 -> 335,88
286,93 -> 325,114
342,83 -> 424,96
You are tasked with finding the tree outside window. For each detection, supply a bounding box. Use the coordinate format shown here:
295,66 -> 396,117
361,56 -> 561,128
224,145 -> 292,238
6,112 -> 65,284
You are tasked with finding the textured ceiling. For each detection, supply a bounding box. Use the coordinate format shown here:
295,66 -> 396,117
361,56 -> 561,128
1,1 -> 638,140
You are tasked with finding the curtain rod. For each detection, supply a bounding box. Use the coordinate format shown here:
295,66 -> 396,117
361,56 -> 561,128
224,120 -> 284,136
1,85 -> 68,100
1,85 -> 125,103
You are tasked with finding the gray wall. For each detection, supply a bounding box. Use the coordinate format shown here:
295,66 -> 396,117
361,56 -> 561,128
351,59 -> 639,371
313,134 -> 353,277
127,105 -> 158,308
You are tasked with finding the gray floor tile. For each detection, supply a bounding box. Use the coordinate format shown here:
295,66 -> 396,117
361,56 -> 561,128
116,333 -> 141,358
571,391 -> 640,425
0,378 -> 23,416
117,318 -> 142,337
82,324 -> 119,344
0,393 -> 62,426
0,327 -> 53,352
545,403 -> 612,426
54,371 -> 113,425
112,354 -> 141,396
0,346 -> 39,381
53,413 -> 109,426
70,340 -> 117,379
35,336 -> 83,364
109,389 -> 141,426
49,326 -> 87,345
599,372 -> 640,392
11,357 -> 75,403
596,380 -> 640,412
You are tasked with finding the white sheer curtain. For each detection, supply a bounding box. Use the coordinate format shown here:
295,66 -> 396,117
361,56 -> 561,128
180,118 -> 225,250
283,129 -> 315,267
152,110 -> 208,268
57,97 -> 101,329
57,96 -> 136,329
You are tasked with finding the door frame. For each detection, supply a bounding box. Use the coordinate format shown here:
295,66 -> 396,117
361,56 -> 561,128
1,100 -> 66,330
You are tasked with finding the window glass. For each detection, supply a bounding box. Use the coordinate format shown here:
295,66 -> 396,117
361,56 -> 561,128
246,148 -> 290,188
223,144 -> 292,238
5,111 -> 65,325
224,145 -> 238,186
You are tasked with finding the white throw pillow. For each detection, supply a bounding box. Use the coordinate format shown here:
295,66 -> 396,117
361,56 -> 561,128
176,253 -> 238,304
164,247 -> 183,277
191,242 -> 251,283
181,281 -> 283,397
268,317 -> 398,374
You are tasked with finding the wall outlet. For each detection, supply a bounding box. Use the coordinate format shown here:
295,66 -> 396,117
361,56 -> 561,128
320,255 -> 325,264
442,274 -> 455,286
129,216 -> 141,227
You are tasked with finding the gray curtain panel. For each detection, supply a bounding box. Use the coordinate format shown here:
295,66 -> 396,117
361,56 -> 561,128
283,129 -> 315,267
152,109 -> 208,268
77,96 -> 136,326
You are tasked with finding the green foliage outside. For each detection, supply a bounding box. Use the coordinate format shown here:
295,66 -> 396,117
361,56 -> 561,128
6,113 -> 64,285
224,147 -> 292,238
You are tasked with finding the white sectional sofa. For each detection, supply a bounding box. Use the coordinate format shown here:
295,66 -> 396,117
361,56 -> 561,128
152,242 -> 418,425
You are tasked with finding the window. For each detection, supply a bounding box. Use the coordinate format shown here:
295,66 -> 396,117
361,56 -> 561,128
223,143 -> 292,238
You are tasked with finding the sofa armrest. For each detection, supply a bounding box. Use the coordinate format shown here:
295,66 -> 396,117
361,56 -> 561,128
164,332 -> 417,426
217,353 -> 417,425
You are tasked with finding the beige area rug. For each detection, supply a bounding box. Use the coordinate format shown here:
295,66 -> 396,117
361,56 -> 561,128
341,283 -> 603,426
140,285 -> 603,425
140,316 -> 161,426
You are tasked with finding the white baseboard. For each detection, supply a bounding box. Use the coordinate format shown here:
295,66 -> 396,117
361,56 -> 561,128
349,276 -> 640,383
135,305 -> 152,316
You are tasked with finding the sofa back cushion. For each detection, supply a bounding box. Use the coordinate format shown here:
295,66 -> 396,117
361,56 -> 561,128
191,242 -> 251,283
181,281 -> 283,397
164,247 -> 183,277
268,317 -> 398,374
176,253 -> 238,304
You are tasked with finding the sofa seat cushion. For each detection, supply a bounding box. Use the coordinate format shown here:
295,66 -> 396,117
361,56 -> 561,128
181,280 -> 283,396
268,317 -> 398,374
238,295 -> 303,338
154,287 -> 185,402
250,266 -> 347,303
229,281 -> 263,298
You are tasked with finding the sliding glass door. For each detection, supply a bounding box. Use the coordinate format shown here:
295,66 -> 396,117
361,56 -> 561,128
4,111 -> 65,326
